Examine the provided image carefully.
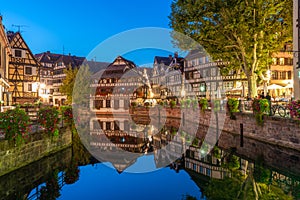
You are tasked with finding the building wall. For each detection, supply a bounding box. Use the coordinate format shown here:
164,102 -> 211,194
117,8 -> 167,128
0,17 -> 11,108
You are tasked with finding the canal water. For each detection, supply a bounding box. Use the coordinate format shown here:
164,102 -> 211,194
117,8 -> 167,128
0,116 -> 299,200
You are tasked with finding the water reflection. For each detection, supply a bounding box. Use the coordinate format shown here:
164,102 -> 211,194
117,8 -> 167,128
0,117 -> 299,199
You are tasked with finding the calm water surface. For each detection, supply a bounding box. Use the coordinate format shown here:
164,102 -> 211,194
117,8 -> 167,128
1,115 -> 300,200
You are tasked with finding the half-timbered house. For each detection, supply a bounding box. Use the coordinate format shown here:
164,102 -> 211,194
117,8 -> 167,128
90,56 -> 149,113
7,31 -> 40,104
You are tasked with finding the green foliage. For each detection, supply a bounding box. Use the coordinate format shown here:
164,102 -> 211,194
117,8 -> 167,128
170,0 -> 292,97
227,98 -> 239,113
170,100 -> 176,108
191,137 -> 199,147
60,106 -> 73,125
199,98 -> 208,112
131,101 -> 137,107
0,108 -> 30,145
212,99 -> 221,112
227,98 -> 239,119
38,107 -> 60,136
253,156 -> 271,184
185,98 -> 191,108
60,67 -> 78,104
180,99 -> 185,108
252,99 -> 270,125
72,64 -> 92,107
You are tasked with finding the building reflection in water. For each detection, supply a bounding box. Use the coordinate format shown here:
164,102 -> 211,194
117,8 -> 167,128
88,114 -> 189,173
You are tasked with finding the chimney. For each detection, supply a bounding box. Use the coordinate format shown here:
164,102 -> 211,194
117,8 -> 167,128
68,53 -> 71,56
47,51 -> 50,54
169,55 -> 172,60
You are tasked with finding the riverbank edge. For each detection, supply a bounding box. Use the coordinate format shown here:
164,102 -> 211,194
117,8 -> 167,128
0,127 -> 72,177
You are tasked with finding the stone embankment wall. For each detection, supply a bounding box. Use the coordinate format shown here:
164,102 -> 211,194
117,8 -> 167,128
0,127 -> 72,176
130,107 -> 300,152
0,147 -> 72,199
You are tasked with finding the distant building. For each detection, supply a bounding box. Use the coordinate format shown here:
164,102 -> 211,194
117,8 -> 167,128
0,16 -> 11,108
35,51 -> 109,106
90,56 -> 149,113
184,49 -> 247,99
7,31 -> 40,104
269,43 -> 293,98
151,53 -> 184,99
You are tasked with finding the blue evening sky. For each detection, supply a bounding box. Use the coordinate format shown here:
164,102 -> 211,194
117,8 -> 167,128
0,0 -> 186,65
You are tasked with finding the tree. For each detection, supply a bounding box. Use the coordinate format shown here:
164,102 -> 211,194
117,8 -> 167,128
170,0 -> 292,97
59,66 -> 78,104
72,64 -> 91,107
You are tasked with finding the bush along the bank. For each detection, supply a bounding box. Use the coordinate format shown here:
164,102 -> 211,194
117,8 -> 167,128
199,98 -> 208,113
227,98 -> 239,119
61,105 -> 73,126
252,99 -> 269,126
0,107 -> 30,146
38,107 -> 60,136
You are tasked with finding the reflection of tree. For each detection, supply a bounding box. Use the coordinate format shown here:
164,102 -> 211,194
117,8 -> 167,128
39,170 -> 61,200
181,194 -> 197,200
203,153 -> 293,200
64,159 -> 80,185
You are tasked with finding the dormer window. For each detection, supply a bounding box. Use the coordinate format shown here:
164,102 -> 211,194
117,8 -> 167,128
13,49 -> 24,58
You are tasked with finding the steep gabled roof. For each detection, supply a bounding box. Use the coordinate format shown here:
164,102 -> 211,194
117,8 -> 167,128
55,54 -> 85,69
154,56 -> 173,66
35,51 -> 62,64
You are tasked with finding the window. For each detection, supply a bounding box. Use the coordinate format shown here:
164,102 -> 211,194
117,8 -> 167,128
25,67 -> 32,75
15,49 -> 22,57
287,71 -> 292,79
114,99 -> 119,109
28,83 -> 32,91
272,71 -> 278,80
114,121 -> 120,130
94,100 -> 103,109
106,100 -> 111,108
106,122 -> 111,130
206,168 -> 211,176
279,58 -> 284,65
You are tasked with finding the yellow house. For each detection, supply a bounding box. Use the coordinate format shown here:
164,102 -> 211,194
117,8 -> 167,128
7,31 -> 40,104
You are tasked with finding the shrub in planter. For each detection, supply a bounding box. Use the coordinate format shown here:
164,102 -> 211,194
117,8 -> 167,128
227,98 -> 239,119
252,99 -> 269,125
212,99 -> 221,112
180,99 -> 185,108
169,100 -> 176,109
38,107 -> 60,136
199,98 -> 208,112
185,99 -> 192,108
0,107 -> 30,146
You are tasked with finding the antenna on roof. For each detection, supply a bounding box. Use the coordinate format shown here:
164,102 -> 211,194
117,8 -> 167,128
12,24 -> 28,33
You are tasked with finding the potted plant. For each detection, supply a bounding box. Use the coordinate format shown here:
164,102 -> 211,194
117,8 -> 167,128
227,98 -> 239,119
199,98 -> 208,113
252,99 -> 269,125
